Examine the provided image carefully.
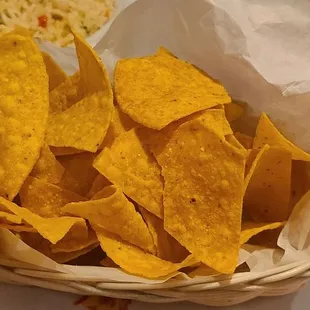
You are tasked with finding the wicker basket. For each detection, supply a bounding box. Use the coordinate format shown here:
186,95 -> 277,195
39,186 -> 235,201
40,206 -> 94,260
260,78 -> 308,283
0,257 -> 309,306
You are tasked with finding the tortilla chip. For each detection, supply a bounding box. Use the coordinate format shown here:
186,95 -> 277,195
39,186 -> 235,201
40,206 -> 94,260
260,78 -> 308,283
235,132 -> 254,149
240,221 -> 285,245
114,52 -> 231,130
19,177 -> 86,218
93,128 -> 164,218
155,119 -> 245,274
0,196 -> 87,244
253,113 -> 310,161
46,92 -> 113,153
100,257 -> 119,268
244,146 -> 292,222
156,46 -> 177,58
31,143 -> 64,184
0,33 -> 49,200
50,146 -> 83,156
0,223 -> 36,232
58,152 -> 98,196
188,265 -> 218,278
64,185 -> 155,253
95,226 -> 198,279
225,101 -> 245,122
49,71 -> 82,115
0,211 -> 22,224
139,207 -> 189,263
72,30 -> 112,98
86,174 -> 111,198
42,52 -> 67,91
226,134 -> 247,152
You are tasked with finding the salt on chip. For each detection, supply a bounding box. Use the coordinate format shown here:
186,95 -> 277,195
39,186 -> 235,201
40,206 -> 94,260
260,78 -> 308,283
95,226 -> 198,279
224,101 -> 246,122
93,128 -> 164,218
0,196 -> 87,244
46,92 -> 113,153
155,119 -> 245,274
139,207 -> 188,263
0,33 -> 49,200
235,132 -> 254,150
19,177 -> 86,218
86,174 -> 111,199
64,185 -> 155,253
240,221 -> 285,245
49,71 -> 83,115
253,113 -> 310,161
42,52 -> 67,92
114,51 -> 231,130
243,146 -> 292,222
31,143 -> 64,184
58,152 -> 98,196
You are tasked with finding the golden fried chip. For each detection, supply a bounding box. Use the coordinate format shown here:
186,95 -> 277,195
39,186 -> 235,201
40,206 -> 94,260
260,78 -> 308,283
50,146 -> 83,156
49,71 -> 82,115
226,135 -> 247,152
95,226 -> 198,278
0,196 -> 87,244
253,113 -> 310,161
235,132 -> 254,149
0,223 -> 36,232
46,92 -> 113,153
0,33 -> 49,200
0,211 -> 22,224
100,257 -> 119,268
244,146 -> 292,222
42,52 -> 67,91
58,152 -> 98,196
188,265 -> 218,278
155,119 -> 245,274
114,52 -> 231,130
156,46 -> 177,58
240,221 -> 285,245
72,30 -> 112,98
64,186 -> 155,253
19,177 -> 86,218
225,101 -> 246,122
139,207 -> 188,263
31,143 -> 64,184
93,129 -> 164,218
86,174 -> 111,198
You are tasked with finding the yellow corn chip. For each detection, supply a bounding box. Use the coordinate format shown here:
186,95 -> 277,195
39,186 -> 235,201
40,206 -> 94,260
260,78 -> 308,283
139,207 -> 189,263
64,185 -> 155,253
49,71 -> 82,115
188,265 -> 218,278
244,146 -> 292,222
46,92 -> 113,153
155,119 -> 245,274
0,211 -> 22,224
93,128 -> 164,218
0,223 -> 36,232
156,46 -> 177,58
50,146 -> 83,156
226,134 -> 247,152
31,143 -> 64,184
42,52 -> 67,91
225,101 -> 246,122
19,177 -> 86,218
86,174 -> 111,198
114,52 -> 231,130
0,33 -> 49,200
0,196 -> 87,244
253,113 -> 310,161
240,221 -> 285,245
72,30 -> 112,98
100,256 -> 119,267
95,226 -> 198,279
58,152 -> 98,196
235,132 -> 254,149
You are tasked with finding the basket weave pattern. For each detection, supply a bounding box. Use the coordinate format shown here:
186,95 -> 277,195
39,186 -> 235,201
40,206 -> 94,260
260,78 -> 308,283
0,258 -> 309,306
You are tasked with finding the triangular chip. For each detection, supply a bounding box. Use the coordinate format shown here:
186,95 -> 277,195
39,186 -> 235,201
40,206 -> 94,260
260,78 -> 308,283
86,174 -> 111,198
0,211 -> 22,224
93,129 -> 163,218
244,146 -> 292,222
19,177 -> 86,218
226,134 -> 247,152
240,221 -> 285,245
0,197 -> 87,244
114,51 -> 231,130
58,152 -> 98,196
253,113 -> 310,161
155,119 -> 245,274
235,132 -> 253,149
224,101 -> 246,122
95,226 -> 198,279
42,52 -> 67,91
64,185 -> 155,253
31,143 -> 64,184
139,207 -> 188,263
46,92 -> 113,152
0,33 -> 49,200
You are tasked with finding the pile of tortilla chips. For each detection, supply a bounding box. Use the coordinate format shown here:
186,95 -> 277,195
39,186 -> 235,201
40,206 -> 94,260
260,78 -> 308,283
0,29 -> 310,279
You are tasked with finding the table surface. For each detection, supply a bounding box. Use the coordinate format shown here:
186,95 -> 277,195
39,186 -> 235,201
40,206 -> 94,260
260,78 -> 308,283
0,282 -> 309,310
